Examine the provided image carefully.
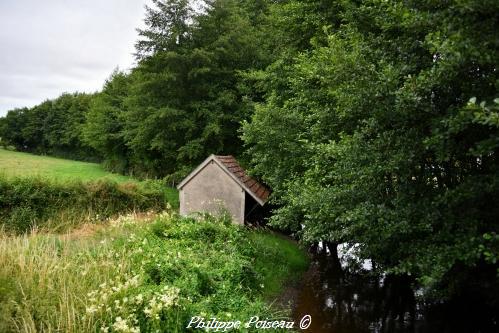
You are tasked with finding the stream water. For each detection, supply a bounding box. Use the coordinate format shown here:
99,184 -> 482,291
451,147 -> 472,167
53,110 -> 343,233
292,254 -> 498,333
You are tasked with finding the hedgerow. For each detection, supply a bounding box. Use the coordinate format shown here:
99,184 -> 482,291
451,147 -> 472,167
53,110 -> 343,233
0,175 -> 174,233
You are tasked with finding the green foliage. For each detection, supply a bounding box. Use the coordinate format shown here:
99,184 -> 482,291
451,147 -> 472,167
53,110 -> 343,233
243,0 -> 499,297
117,0 -> 270,177
0,93 -> 97,161
0,213 -> 309,332
0,108 -> 29,151
0,176 -> 174,233
82,70 -> 132,174
85,216 -> 308,332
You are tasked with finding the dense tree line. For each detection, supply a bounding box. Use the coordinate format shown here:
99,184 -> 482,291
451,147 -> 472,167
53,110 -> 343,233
1,0 -> 498,303
0,93 -> 97,161
243,0 -> 499,303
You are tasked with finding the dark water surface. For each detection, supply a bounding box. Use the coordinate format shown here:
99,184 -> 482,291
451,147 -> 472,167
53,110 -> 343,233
292,256 -> 498,333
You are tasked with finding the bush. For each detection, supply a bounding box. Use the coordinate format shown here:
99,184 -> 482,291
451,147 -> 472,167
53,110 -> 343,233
0,175 -> 173,233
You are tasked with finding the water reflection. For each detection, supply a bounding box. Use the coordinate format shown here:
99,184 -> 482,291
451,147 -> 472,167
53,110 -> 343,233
292,252 -> 498,333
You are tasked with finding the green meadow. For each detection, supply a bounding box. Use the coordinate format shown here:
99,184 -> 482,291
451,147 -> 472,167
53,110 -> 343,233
0,148 -> 135,183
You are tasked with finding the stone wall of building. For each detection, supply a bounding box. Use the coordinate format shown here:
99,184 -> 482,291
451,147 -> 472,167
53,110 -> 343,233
179,160 -> 245,224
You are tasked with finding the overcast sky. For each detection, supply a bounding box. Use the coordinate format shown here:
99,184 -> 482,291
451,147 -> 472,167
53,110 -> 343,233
0,0 -> 150,117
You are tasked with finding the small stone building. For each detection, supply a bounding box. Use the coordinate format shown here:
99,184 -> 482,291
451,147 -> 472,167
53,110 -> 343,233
177,155 -> 270,224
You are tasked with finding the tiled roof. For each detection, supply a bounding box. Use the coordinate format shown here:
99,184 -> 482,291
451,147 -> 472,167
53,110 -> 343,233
215,155 -> 271,203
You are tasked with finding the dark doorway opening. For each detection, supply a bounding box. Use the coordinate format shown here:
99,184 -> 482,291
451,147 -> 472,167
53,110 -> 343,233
244,192 -> 271,226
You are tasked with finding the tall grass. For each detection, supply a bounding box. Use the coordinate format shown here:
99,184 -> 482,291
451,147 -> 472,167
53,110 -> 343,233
0,175 -> 177,233
0,213 -> 309,332
0,218 -> 134,332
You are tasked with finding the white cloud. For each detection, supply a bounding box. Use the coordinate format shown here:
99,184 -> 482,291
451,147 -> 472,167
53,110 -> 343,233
0,0 -> 149,116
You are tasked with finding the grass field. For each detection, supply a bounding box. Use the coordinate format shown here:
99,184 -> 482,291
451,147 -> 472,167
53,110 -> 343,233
0,148 -> 135,183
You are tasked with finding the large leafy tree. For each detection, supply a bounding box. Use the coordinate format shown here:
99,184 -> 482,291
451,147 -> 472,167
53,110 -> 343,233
82,70 -> 132,172
243,0 -> 499,297
135,0 -> 192,59
122,0 -> 270,178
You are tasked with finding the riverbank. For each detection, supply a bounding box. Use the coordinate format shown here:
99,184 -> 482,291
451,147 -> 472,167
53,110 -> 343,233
0,212 -> 308,332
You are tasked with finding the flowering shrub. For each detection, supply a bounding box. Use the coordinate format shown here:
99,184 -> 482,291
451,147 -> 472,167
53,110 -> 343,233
85,277 -> 182,333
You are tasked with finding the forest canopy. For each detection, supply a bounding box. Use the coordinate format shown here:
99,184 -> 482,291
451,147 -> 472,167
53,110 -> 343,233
1,0 -> 498,301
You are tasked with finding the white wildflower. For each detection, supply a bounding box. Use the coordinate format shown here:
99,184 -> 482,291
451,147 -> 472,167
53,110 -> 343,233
85,305 -> 98,315
143,286 -> 180,320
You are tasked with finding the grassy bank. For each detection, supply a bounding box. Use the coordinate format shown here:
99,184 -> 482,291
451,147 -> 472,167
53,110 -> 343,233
0,148 -> 135,183
0,149 -> 178,233
0,175 -> 178,233
0,213 -> 309,333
